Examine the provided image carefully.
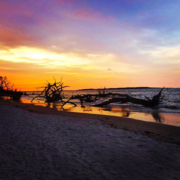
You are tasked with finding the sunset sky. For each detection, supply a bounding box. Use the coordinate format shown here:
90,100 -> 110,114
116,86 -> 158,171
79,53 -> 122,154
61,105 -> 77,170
0,0 -> 180,90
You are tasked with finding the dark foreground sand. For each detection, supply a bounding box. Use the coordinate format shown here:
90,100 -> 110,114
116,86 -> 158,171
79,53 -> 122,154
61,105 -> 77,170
1,100 -> 180,179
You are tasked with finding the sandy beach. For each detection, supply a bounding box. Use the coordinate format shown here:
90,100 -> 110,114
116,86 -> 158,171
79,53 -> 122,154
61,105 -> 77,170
1,100 -> 180,179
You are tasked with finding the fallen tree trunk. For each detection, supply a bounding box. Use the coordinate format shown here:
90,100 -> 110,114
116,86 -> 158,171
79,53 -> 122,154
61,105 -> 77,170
32,80 -> 164,108
63,88 -> 164,108
93,88 -> 164,107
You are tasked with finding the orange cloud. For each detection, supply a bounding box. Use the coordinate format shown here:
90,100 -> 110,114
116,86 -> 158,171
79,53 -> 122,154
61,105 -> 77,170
0,27 -> 40,49
0,2 -> 40,49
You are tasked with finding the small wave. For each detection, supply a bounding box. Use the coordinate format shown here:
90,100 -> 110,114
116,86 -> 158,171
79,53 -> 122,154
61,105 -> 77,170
163,105 -> 180,110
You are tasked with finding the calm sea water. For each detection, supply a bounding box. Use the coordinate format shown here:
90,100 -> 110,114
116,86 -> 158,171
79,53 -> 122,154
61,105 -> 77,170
20,88 -> 180,126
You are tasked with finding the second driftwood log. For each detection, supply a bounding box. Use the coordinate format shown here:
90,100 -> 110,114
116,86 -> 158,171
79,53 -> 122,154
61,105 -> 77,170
63,88 -> 164,108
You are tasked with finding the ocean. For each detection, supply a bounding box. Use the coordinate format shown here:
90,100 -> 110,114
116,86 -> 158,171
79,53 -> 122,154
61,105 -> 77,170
21,88 -> 180,126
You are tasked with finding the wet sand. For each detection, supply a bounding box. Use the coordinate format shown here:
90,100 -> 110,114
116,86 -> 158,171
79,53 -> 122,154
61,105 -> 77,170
1,99 -> 180,145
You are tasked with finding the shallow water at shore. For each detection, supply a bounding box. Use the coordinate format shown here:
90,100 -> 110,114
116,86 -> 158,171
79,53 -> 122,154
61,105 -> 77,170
2,88 -> 179,127
18,94 -> 180,127
24,88 -> 180,113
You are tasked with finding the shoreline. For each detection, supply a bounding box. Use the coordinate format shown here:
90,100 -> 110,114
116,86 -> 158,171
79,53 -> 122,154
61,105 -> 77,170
1,99 -> 180,145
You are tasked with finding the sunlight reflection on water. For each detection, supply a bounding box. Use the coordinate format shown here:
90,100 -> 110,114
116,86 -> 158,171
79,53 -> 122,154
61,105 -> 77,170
19,96 -> 180,127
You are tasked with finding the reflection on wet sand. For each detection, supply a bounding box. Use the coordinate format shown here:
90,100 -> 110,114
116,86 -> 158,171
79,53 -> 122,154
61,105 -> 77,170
99,107 -> 166,123
104,107 -> 131,118
52,104 -> 168,124
57,105 -> 180,126
151,112 -> 165,123
11,97 -> 180,127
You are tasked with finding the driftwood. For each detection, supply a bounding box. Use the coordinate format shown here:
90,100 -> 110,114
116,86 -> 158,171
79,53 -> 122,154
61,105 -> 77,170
63,88 -> 164,108
32,78 -> 66,103
31,78 -> 164,108
31,78 -> 77,106
93,88 -> 164,107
